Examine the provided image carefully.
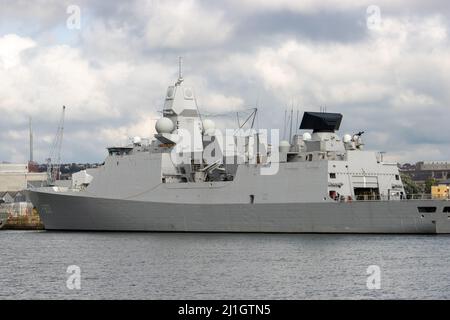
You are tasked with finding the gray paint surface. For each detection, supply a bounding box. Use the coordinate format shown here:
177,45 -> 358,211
27,189 -> 450,233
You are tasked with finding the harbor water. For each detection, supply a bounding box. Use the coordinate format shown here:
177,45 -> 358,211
1,231 -> 449,299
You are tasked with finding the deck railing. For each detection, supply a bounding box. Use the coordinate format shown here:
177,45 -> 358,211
351,194 -> 449,202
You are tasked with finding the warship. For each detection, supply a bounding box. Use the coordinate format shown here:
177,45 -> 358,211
27,65 -> 450,233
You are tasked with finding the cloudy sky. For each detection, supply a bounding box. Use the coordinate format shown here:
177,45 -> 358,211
1,0 -> 449,164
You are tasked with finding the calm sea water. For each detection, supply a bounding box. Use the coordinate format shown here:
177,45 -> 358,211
1,230 -> 449,299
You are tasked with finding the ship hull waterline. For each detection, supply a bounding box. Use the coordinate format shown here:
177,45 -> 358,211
27,190 -> 450,234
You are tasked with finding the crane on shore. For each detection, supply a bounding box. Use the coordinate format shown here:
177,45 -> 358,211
46,106 -> 66,185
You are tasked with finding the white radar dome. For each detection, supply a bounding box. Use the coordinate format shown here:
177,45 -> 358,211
343,134 -> 352,143
155,117 -> 174,134
202,119 -> 216,135
132,136 -> 142,145
302,132 -> 312,141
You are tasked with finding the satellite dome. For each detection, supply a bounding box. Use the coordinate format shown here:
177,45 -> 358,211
132,136 -> 142,145
202,119 -> 216,135
155,117 -> 174,134
302,132 -> 312,141
343,134 -> 352,143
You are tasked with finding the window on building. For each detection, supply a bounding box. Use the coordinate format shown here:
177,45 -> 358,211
443,207 -> 450,213
329,173 -> 336,179
395,174 -> 400,180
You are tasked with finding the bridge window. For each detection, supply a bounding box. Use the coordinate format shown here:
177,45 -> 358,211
417,207 -> 436,213
108,147 -> 132,156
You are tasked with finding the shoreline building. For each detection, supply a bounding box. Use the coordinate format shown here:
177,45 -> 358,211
0,163 -> 47,203
399,161 -> 450,184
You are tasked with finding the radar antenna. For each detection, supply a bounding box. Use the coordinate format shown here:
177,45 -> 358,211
176,56 -> 184,85
46,106 -> 66,185
237,108 -> 258,130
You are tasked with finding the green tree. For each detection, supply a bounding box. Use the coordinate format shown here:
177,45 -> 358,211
424,177 -> 437,194
400,173 -> 421,195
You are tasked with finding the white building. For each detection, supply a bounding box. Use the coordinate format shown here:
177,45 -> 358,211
0,163 -> 47,193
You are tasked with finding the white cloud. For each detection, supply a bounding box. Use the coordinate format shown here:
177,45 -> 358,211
245,15 -> 450,111
0,34 -> 35,68
202,93 -> 244,113
0,37 -> 118,123
142,0 -> 233,49
231,0 -> 449,14
0,1 -> 449,164
386,145 -> 446,163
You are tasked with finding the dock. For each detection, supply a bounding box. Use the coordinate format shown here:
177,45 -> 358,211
0,204 -> 45,230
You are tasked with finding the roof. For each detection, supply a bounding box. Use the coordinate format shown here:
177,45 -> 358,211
0,192 -> 14,202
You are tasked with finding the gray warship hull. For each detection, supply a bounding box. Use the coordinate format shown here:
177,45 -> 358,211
27,190 -> 450,233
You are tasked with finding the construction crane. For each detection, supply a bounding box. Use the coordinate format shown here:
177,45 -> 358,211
46,106 -> 66,185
